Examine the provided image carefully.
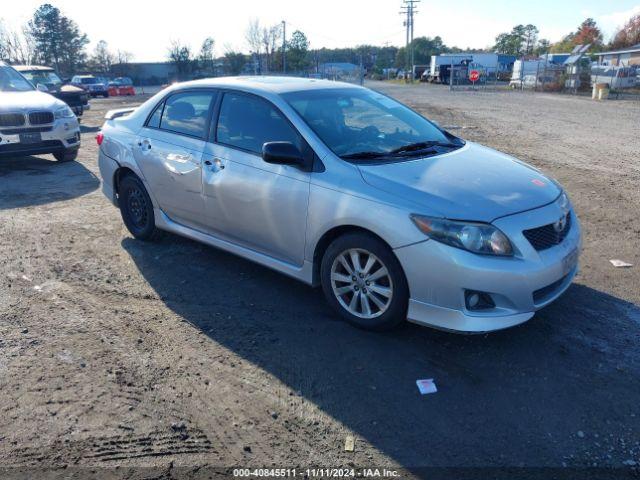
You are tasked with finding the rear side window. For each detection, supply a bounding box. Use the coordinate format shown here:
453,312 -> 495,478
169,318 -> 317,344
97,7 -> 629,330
147,102 -> 163,128
216,92 -> 302,154
159,91 -> 215,138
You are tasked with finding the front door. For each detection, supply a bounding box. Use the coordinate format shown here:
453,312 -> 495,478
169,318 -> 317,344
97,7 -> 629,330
201,91 -> 310,266
134,90 -> 217,230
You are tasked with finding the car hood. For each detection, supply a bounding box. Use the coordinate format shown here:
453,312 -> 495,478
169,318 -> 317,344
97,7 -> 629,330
0,90 -> 65,111
59,84 -> 85,94
358,142 -> 561,222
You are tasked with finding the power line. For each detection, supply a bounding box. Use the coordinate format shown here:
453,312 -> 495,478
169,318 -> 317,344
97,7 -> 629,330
400,0 -> 420,81
282,20 -> 286,73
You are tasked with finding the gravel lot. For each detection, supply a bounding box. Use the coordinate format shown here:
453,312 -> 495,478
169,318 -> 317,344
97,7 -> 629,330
0,83 -> 639,479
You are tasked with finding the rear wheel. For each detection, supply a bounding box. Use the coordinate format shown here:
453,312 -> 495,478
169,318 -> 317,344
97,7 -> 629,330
118,174 -> 160,241
321,233 -> 409,331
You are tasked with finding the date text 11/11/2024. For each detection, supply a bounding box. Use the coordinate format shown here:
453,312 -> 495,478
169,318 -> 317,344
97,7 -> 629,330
232,468 -> 400,478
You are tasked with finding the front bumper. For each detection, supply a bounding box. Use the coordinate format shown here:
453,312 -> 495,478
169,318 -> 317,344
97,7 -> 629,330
89,87 -> 108,96
395,200 -> 582,333
0,118 -> 81,157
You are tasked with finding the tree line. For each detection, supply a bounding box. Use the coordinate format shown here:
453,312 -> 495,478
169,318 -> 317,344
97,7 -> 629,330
1,4 -> 639,79
0,4 -> 133,76
491,16 -> 640,57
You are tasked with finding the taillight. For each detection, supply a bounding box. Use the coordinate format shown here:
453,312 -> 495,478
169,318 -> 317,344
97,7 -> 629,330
96,132 -> 104,145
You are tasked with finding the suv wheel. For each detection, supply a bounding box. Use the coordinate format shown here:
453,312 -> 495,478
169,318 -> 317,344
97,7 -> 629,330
119,174 -> 160,241
321,233 -> 408,331
54,150 -> 78,162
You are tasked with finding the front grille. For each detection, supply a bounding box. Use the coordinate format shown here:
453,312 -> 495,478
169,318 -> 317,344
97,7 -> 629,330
523,213 -> 571,251
1,126 -> 53,135
29,111 -> 54,125
533,274 -> 568,304
0,113 -> 26,128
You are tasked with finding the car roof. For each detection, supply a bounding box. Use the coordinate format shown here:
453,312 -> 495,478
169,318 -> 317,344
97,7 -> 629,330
176,76 -> 363,95
13,65 -> 55,72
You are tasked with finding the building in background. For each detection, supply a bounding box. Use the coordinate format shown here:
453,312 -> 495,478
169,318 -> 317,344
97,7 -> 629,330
595,44 -> 640,66
319,62 -> 359,78
111,62 -> 177,86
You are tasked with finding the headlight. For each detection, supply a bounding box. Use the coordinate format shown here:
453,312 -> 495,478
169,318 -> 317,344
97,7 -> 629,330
54,106 -> 75,119
410,214 -> 513,256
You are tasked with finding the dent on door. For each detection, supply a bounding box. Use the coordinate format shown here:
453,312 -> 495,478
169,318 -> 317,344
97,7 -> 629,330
135,134 -> 206,229
201,148 -> 310,265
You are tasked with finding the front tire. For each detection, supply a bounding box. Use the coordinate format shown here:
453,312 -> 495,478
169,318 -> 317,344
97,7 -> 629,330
320,233 -> 409,331
54,150 -> 78,162
118,174 -> 160,241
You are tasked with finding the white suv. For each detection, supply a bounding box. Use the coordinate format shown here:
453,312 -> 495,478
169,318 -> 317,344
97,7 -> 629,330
0,62 -> 80,162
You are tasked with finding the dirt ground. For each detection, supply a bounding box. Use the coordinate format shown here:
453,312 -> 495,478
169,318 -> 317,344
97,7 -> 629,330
0,83 -> 639,480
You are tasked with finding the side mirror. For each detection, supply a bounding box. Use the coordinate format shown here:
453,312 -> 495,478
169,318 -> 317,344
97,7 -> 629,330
262,141 -> 306,168
36,83 -> 48,92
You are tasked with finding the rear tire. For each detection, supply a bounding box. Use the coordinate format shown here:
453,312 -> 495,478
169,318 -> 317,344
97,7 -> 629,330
54,150 -> 78,162
320,233 -> 409,331
118,174 -> 160,241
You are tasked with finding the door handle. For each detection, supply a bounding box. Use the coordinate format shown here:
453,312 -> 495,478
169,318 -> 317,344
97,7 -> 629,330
204,158 -> 225,172
137,139 -> 152,150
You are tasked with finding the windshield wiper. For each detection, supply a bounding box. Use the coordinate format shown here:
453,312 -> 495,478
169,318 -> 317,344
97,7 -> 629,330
390,141 -> 458,155
340,151 -> 390,160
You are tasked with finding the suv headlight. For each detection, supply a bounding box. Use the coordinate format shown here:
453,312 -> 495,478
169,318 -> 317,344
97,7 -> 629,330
411,214 -> 513,256
54,106 -> 75,119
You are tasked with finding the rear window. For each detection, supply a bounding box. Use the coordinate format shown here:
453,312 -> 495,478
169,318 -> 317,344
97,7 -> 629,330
158,91 -> 215,138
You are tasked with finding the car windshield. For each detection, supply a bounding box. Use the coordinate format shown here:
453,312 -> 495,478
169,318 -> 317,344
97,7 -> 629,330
0,66 -> 35,92
81,77 -> 99,84
282,87 -> 461,160
21,70 -> 62,88
115,77 -> 133,85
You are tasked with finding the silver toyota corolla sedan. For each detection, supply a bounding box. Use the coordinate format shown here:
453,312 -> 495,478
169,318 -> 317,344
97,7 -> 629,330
97,77 -> 581,333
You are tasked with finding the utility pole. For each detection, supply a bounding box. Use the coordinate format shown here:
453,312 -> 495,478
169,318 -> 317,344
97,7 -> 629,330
282,20 -> 286,74
400,0 -> 419,82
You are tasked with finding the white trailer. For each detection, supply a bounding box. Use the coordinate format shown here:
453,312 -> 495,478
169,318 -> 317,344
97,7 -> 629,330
425,54 -> 472,83
424,53 -> 516,83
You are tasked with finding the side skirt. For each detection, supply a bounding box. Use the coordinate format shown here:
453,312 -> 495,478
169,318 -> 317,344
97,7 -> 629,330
154,209 -> 315,286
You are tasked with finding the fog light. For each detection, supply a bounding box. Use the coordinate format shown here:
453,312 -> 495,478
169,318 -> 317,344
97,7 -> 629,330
465,290 -> 495,311
467,293 -> 480,308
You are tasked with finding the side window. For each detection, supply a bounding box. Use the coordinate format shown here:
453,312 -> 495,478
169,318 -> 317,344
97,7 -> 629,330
159,91 -> 215,138
146,101 -> 164,128
216,92 -> 302,154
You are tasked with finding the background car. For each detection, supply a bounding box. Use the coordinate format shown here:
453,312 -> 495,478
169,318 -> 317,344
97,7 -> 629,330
14,65 -> 90,117
108,77 -> 135,96
0,61 -> 80,162
71,75 -> 109,98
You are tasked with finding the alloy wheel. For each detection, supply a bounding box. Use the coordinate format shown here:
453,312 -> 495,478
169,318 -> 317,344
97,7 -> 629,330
330,248 -> 393,319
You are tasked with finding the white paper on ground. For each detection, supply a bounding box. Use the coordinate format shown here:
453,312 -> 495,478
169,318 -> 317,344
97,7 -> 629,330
416,379 -> 437,395
610,259 -> 633,268
344,435 -> 355,452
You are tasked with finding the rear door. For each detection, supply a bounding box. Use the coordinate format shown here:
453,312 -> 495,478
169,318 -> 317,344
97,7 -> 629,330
201,91 -> 311,265
134,90 -> 217,230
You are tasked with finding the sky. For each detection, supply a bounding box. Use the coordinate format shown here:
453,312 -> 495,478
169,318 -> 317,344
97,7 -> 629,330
2,0 -> 639,62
